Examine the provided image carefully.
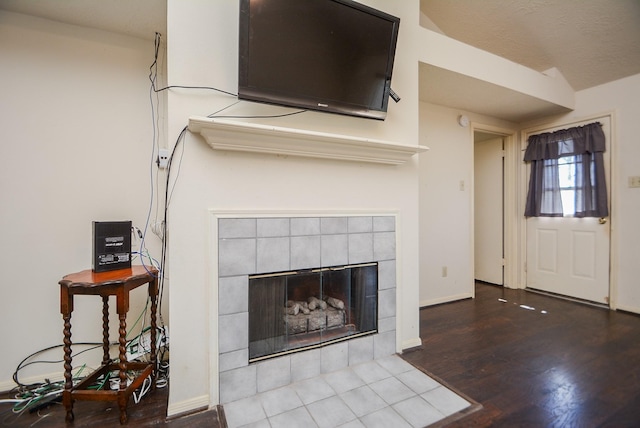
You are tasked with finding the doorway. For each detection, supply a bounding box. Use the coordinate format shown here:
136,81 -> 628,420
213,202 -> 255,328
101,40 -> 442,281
474,131 -> 505,286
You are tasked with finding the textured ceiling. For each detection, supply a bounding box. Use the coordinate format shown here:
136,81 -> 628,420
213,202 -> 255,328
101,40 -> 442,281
420,0 -> 640,91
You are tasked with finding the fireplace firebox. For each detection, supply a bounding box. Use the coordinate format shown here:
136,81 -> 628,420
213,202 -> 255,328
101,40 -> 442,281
248,263 -> 378,362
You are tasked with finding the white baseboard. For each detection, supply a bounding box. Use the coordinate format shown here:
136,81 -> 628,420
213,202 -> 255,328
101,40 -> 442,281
167,394 -> 210,418
419,293 -> 473,308
401,337 -> 423,351
615,304 -> 640,315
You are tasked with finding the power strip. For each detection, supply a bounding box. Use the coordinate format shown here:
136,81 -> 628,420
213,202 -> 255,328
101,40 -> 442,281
126,327 -> 169,361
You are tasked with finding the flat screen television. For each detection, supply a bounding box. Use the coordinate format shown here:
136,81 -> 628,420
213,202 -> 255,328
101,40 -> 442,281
238,0 -> 400,120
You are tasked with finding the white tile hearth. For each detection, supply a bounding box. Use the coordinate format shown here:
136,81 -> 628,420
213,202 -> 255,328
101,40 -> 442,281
214,215 -> 476,427
222,355 -> 471,428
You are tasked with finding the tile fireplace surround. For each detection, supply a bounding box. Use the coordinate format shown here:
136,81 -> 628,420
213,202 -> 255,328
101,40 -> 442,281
216,214 -> 397,404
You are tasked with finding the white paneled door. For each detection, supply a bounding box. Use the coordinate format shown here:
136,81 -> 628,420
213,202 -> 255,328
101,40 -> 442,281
525,117 -> 611,304
526,217 -> 610,303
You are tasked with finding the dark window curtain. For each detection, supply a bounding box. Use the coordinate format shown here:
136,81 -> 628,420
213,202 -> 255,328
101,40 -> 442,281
524,122 -> 608,217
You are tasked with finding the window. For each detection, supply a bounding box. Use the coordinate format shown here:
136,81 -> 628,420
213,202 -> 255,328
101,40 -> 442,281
524,123 -> 608,218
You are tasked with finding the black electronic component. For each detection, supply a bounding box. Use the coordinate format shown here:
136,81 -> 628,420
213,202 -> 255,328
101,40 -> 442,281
92,221 -> 132,272
238,0 -> 400,120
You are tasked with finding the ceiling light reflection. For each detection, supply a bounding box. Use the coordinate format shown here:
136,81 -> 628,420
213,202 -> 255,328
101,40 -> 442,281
497,298 -> 549,314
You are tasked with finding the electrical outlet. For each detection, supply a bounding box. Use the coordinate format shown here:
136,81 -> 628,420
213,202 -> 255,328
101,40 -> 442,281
157,149 -> 170,169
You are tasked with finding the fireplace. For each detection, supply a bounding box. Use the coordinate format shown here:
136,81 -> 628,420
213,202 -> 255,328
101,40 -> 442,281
249,263 -> 378,362
216,214 -> 397,403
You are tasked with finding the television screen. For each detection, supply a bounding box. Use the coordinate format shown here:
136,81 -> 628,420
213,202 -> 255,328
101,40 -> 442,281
238,0 -> 400,120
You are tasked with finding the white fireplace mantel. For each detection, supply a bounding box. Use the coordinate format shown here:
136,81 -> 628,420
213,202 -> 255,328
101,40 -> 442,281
188,116 -> 429,165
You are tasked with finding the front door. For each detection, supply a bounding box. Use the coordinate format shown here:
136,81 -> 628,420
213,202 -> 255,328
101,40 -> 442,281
525,116 -> 611,304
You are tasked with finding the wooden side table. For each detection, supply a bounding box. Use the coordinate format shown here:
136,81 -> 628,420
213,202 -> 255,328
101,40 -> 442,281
59,266 -> 159,424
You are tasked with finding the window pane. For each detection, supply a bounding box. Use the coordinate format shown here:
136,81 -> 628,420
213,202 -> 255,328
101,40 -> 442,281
557,157 -> 575,189
560,190 -> 575,216
557,156 -> 578,216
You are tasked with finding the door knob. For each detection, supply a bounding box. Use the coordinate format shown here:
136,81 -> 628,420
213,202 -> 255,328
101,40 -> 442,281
598,217 -> 607,224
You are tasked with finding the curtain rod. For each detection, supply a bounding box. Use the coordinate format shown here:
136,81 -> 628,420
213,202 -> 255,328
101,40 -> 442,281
522,111 -> 613,136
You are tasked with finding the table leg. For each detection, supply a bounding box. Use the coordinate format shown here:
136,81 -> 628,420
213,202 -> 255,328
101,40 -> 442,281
62,311 -> 74,422
102,295 -> 110,366
118,393 -> 128,424
118,311 -> 128,423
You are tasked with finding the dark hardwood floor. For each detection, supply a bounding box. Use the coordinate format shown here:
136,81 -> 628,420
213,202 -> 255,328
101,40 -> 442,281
403,282 -> 640,427
4,282 -> 639,427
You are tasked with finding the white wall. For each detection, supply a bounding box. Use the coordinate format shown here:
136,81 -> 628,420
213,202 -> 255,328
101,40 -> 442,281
418,103 -> 517,306
165,0 -> 423,414
418,104 -> 474,304
0,12 -> 164,390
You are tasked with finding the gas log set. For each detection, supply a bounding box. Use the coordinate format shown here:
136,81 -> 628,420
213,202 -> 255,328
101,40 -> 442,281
284,295 -> 347,335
